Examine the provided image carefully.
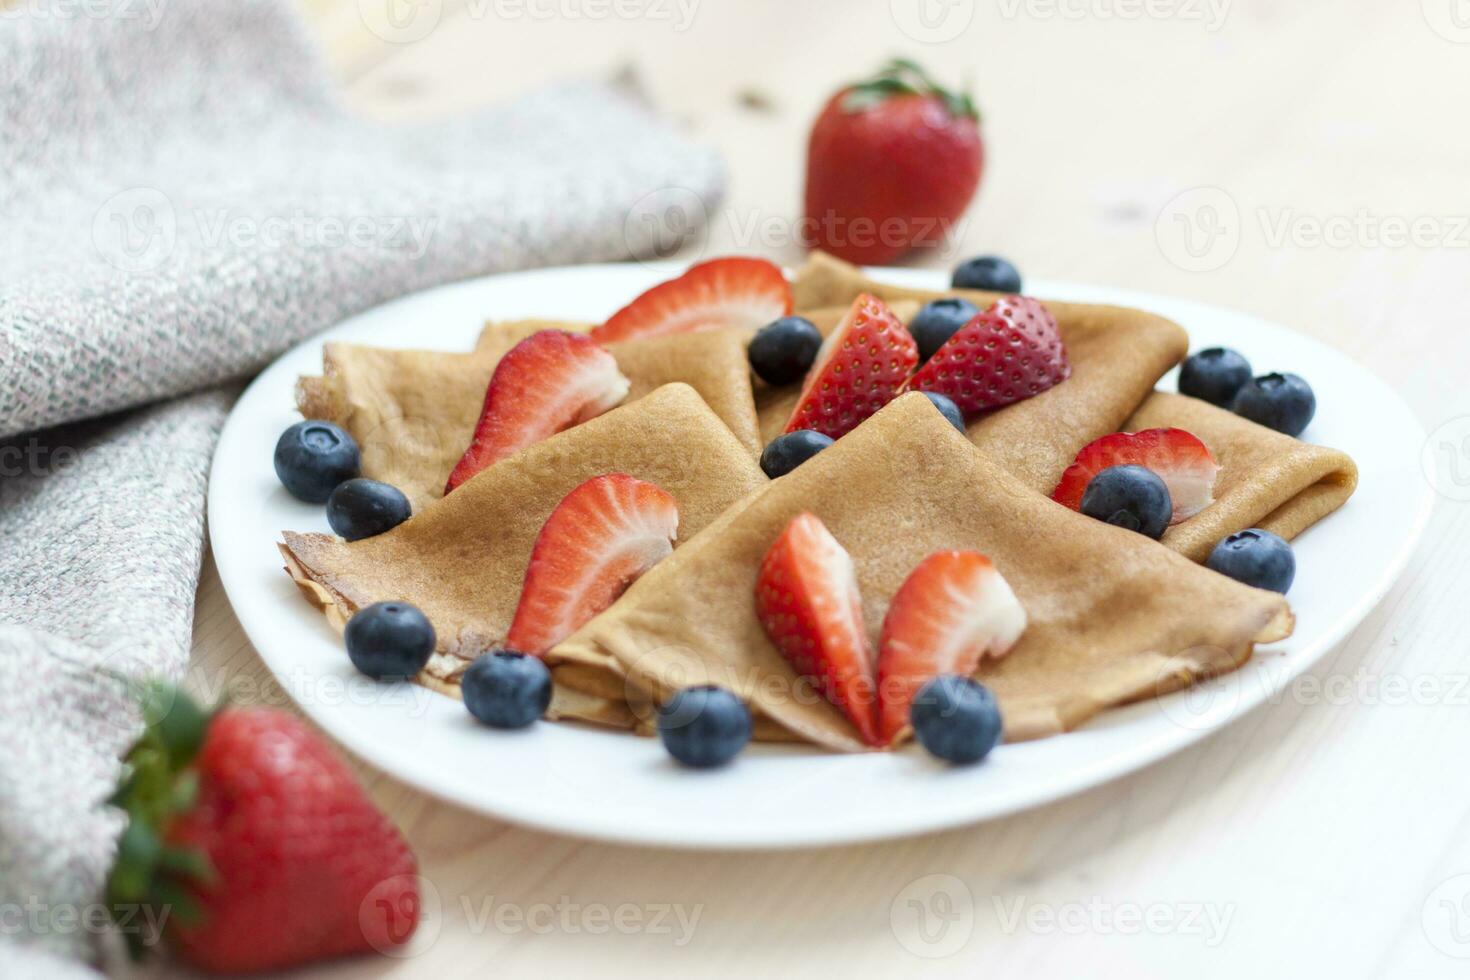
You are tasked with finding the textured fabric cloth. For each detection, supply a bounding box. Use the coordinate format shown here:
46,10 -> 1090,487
0,1 -> 723,973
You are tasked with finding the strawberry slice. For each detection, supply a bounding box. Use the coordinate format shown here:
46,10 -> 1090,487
782,293 -> 919,440
589,257 -> 793,344
908,295 -> 1069,415
505,474 -> 679,655
1051,428 -> 1219,524
754,512 -> 881,745
445,331 -> 629,493
876,551 -> 1027,744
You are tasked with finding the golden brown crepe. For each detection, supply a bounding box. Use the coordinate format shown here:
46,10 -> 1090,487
298,321 -> 765,510
280,383 -> 767,729
787,252 -> 1191,491
1126,392 -> 1359,562
554,393 -> 1293,751
296,319 -> 586,510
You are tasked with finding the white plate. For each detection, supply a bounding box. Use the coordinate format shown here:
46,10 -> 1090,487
209,263 -> 1431,850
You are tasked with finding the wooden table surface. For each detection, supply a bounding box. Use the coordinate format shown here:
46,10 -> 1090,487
175,2 -> 1470,976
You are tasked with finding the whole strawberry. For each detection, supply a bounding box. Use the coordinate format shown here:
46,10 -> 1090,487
804,59 -> 983,265
108,683 -> 419,973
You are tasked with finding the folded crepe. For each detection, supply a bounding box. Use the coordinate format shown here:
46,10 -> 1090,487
787,252 -> 1190,491
296,319 -> 587,510
1126,392 -> 1358,562
280,383 -> 767,729
298,321 -> 764,509
554,393 -> 1293,751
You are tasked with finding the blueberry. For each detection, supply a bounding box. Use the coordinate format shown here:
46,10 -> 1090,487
1232,373 -> 1316,437
908,298 -> 979,362
1080,465 -> 1172,539
921,391 -> 966,432
657,685 -> 752,768
952,255 -> 1022,293
760,429 -> 834,478
345,602 -> 436,680
1206,529 -> 1296,594
327,478 -> 412,541
748,316 -> 823,386
910,675 -> 1003,765
1178,348 -> 1252,407
461,650 -> 552,729
274,420 -> 360,503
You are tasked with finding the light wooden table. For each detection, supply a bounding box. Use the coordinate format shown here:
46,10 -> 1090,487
178,2 -> 1470,976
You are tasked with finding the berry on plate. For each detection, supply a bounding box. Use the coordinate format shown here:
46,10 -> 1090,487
1233,372 -> 1316,437
876,551 -> 1026,744
755,512 -> 881,746
782,293 -> 919,440
920,391 -> 966,432
505,474 -> 679,655
908,295 -> 1069,415
910,675 -> 1004,764
445,331 -> 628,493
952,255 -> 1022,293
748,315 -> 823,386
1206,528 -> 1296,594
804,59 -> 983,265
1051,428 -> 1219,524
657,685 -> 753,768
107,686 -> 419,972
589,257 -> 792,344
327,478 -> 412,541
1079,465 -> 1173,539
1178,347 -> 1252,407
274,420 -> 360,503
345,601 -> 436,679
760,429 -> 835,479
461,650 -> 554,729
908,297 -> 979,362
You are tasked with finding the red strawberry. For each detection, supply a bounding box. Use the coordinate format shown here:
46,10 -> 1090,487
506,474 -> 679,655
783,293 -> 919,439
908,296 -> 1069,415
804,59 -> 983,265
875,552 -> 1027,744
1051,428 -> 1220,524
107,685 -> 419,972
589,256 -> 792,344
445,330 -> 628,492
754,512 -> 881,746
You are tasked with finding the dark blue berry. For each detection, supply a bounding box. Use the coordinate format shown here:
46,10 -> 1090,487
952,255 -> 1022,293
344,602 -> 435,680
921,391 -> 966,432
1232,373 -> 1316,437
760,429 -> 834,478
748,316 -> 823,386
274,420 -> 360,503
1206,529 -> 1295,594
1080,465 -> 1172,539
910,675 -> 1003,764
461,650 -> 552,729
909,298 -> 979,362
327,478 -> 412,541
1179,348 -> 1253,407
657,685 -> 752,768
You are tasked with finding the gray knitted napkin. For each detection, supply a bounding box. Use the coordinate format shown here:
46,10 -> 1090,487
0,2 -> 722,974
